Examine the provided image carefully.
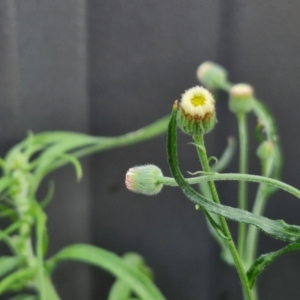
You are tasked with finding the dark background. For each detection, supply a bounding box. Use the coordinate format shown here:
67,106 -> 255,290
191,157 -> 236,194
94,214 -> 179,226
1,1 -> 300,299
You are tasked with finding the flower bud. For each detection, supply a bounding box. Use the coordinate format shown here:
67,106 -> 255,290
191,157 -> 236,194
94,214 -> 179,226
125,165 -> 163,195
229,83 -> 254,114
196,61 -> 228,90
177,86 -> 216,136
257,140 -> 275,161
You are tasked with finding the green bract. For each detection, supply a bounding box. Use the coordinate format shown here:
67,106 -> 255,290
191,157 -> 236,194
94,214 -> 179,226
229,83 -> 254,114
125,165 -> 163,195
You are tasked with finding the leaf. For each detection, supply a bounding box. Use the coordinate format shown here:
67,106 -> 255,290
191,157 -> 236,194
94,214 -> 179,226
0,203 -> 17,221
0,257 -> 21,278
247,243 -> 300,288
40,181 -> 55,208
57,153 -> 83,181
8,295 -> 37,300
203,210 -> 229,241
252,100 -> 277,141
252,99 -> 283,187
46,244 -> 165,300
0,267 -> 35,294
167,102 -> 300,244
0,221 -> 27,243
108,253 -> 153,300
0,177 -> 14,194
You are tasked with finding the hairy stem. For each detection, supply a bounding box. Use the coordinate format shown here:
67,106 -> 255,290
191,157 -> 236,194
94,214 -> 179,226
237,112 -> 249,259
193,134 -> 253,300
158,173 -> 300,199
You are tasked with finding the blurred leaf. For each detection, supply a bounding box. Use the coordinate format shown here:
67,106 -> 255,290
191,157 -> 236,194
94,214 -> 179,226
46,244 -> 166,300
247,243 -> 300,288
108,252 -> 153,300
40,181 -> 55,208
0,267 -> 35,294
8,295 -> 36,300
56,153 -> 82,181
0,257 -> 21,278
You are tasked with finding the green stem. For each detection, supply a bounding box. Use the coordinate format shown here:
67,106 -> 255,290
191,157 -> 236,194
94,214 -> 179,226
245,158 -> 274,268
219,81 -> 232,92
158,173 -> 300,200
193,135 -> 253,300
44,275 -> 61,300
237,112 -> 249,259
35,204 -> 47,300
245,186 -> 268,267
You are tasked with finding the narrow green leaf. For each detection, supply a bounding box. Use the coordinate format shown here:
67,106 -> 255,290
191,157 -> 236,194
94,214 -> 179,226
8,295 -> 37,300
0,257 -> 21,278
247,243 -> 300,288
0,203 -> 17,221
252,98 -> 283,185
0,267 -> 35,294
46,244 -> 165,300
0,177 -> 14,194
40,181 -> 55,208
108,253 -> 153,300
0,221 -> 26,243
203,210 -> 229,240
56,153 -> 83,180
252,99 -> 277,142
167,102 -> 300,243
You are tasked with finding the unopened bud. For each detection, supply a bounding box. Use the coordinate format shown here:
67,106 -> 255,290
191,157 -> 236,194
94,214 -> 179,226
229,83 -> 254,114
257,140 -> 275,161
177,86 -> 216,136
196,61 -> 228,90
125,165 -> 163,195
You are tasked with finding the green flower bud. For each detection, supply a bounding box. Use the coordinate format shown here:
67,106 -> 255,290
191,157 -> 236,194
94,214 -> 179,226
125,165 -> 163,195
257,140 -> 275,161
177,86 -> 216,136
196,61 -> 228,90
229,83 -> 254,114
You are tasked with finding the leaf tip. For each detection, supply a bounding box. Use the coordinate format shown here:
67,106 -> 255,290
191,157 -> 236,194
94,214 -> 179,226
173,100 -> 178,111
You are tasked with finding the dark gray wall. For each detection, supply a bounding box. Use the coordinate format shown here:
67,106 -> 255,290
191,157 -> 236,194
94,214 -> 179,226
1,1 -> 300,299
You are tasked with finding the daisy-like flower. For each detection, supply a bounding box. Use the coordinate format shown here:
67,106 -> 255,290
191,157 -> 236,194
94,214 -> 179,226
125,165 -> 163,195
229,83 -> 254,114
177,86 -> 216,136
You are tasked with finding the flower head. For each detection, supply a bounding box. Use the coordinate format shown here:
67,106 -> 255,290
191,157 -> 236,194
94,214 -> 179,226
229,83 -> 254,114
177,86 -> 216,136
125,165 -> 163,195
196,61 -> 228,90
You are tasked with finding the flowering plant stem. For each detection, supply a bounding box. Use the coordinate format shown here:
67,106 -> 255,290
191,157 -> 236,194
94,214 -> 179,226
237,112 -> 249,259
245,155 -> 274,268
192,134 -> 254,300
158,173 -> 300,200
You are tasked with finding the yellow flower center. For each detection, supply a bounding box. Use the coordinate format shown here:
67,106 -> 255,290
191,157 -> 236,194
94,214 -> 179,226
191,94 -> 206,107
